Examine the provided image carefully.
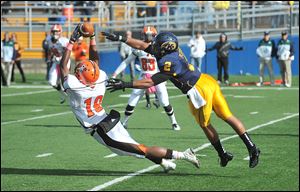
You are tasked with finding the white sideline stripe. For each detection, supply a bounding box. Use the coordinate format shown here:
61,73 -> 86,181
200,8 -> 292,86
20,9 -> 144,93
1,89 -> 55,97
36,153 -> 53,158
250,112 -> 259,115
1,85 -> 52,89
104,154 -> 118,158
243,156 -> 250,160
31,109 -> 44,112
1,95 -> 185,125
88,113 -> 299,191
165,86 -> 299,91
1,111 -> 72,125
224,94 -> 264,99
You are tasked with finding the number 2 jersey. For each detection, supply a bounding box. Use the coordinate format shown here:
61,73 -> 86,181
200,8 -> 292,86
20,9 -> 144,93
63,70 -> 108,133
114,49 -> 159,76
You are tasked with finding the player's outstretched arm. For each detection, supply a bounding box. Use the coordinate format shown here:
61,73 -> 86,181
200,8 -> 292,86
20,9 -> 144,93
101,32 -> 149,50
106,72 -> 171,92
60,24 -> 82,83
89,32 -> 99,64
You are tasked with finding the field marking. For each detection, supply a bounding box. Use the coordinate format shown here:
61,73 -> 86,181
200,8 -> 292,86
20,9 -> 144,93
1,95 -> 185,126
1,89 -> 55,97
250,112 -> 259,115
36,153 -> 53,158
104,154 -> 118,158
31,109 -> 44,113
1,85 -> 52,89
88,113 -> 299,191
243,156 -> 250,160
1,111 -> 72,125
165,86 -> 299,91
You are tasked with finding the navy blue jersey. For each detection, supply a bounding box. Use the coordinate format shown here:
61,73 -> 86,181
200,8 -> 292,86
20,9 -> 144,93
146,46 -> 201,93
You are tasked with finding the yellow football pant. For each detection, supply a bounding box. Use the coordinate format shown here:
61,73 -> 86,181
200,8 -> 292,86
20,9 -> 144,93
188,74 -> 233,127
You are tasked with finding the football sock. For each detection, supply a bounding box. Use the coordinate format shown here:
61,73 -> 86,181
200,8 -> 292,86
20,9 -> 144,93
164,105 -> 177,124
212,140 -> 226,156
124,105 -> 135,125
145,93 -> 150,104
240,132 -> 255,151
172,150 -> 185,160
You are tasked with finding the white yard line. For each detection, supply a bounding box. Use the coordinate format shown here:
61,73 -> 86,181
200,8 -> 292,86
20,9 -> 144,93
250,112 -> 259,115
1,85 -> 52,89
1,89 -> 55,97
88,113 -> 299,191
165,86 -> 299,91
36,153 -> 53,158
104,154 -> 118,158
243,156 -> 250,160
1,111 -> 72,125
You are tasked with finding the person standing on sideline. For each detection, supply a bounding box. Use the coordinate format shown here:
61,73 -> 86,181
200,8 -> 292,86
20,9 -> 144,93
188,31 -> 206,72
11,33 -> 26,83
277,31 -> 295,87
119,30 -> 135,81
256,31 -> 276,86
207,33 -> 243,85
2,32 -> 15,86
1,41 -> 8,86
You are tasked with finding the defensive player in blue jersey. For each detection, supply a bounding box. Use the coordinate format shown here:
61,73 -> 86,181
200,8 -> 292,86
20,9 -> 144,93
102,31 -> 260,168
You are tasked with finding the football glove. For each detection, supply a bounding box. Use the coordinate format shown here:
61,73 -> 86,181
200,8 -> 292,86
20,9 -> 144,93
101,32 -> 127,42
106,78 -> 133,92
69,24 -> 83,44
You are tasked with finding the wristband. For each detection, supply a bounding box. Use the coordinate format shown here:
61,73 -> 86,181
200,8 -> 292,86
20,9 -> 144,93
90,38 -> 96,46
119,35 -> 127,43
124,81 -> 133,88
66,43 -> 74,51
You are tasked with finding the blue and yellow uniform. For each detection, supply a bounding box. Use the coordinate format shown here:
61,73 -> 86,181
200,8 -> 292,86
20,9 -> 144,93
155,48 -> 233,127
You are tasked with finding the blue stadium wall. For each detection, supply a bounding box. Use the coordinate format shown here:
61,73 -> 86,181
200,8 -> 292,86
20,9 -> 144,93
99,36 -> 299,76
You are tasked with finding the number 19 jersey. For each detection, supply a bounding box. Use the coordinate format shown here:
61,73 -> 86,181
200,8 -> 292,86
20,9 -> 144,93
63,70 -> 108,132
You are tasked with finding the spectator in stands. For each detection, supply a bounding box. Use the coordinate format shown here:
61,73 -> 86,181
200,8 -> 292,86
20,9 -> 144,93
1,41 -> 8,86
277,31 -> 295,88
75,1 -> 95,22
72,37 -> 89,65
188,31 -> 206,72
11,33 -> 26,83
1,1 -> 12,15
2,32 -> 15,86
213,1 -> 230,29
207,33 -> 243,85
145,1 -> 157,17
256,31 -> 276,87
119,30 -> 135,81
42,32 -> 51,80
160,1 -> 168,16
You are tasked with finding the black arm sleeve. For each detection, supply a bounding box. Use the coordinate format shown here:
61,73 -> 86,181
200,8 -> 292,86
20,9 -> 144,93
144,44 -> 154,55
151,72 -> 172,85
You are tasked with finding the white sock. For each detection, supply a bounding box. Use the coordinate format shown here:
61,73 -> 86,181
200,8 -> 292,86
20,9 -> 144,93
168,114 -> 177,125
123,115 -> 130,125
172,150 -> 185,160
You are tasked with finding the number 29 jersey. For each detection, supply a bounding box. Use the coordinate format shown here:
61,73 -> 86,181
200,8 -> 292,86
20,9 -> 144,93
63,70 -> 108,132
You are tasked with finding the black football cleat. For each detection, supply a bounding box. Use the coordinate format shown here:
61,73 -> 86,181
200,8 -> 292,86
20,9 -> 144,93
249,147 -> 260,168
219,152 -> 234,167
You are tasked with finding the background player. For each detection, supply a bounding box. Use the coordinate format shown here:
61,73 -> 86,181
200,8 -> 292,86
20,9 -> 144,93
111,26 -> 180,131
103,31 -> 261,168
47,24 -> 70,104
59,24 -> 199,172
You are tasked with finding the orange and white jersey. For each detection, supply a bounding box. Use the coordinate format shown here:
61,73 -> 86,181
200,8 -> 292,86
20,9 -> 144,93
63,70 -> 108,133
48,37 -> 69,64
113,49 -> 159,76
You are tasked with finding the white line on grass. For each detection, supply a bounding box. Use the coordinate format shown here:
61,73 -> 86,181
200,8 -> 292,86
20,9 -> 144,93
1,111 -> 72,125
250,112 -> 259,115
1,85 -> 52,89
165,86 -> 299,91
36,153 -> 53,158
243,156 -> 250,160
88,113 -> 299,191
1,89 -> 55,97
104,154 -> 118,158
31,109 -> 44,112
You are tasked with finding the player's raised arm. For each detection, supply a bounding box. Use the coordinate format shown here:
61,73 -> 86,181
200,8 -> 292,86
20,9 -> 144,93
102,32 -> 150,51
60,24 -> 82,83
88,32 -> 99,64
